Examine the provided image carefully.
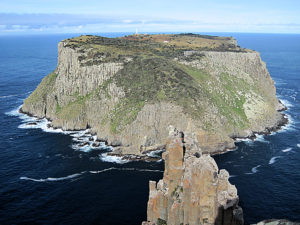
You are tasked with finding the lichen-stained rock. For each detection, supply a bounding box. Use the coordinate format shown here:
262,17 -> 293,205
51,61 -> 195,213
146,129 -> 243,225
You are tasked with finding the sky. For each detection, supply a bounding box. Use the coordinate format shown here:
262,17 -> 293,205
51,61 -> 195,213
0,0 -> 300,35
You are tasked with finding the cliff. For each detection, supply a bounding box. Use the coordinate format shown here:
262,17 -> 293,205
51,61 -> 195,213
21,33 -> 286,156
144,127 -> 243,225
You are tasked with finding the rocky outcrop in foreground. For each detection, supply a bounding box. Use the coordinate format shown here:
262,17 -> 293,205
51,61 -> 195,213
144,127 -> 243,225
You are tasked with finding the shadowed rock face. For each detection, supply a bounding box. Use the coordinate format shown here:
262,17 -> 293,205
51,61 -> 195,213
145,127 -> 243,225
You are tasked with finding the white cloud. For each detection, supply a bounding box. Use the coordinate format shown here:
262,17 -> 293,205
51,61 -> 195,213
122,19 -> 133,23
0,13 -> 300,35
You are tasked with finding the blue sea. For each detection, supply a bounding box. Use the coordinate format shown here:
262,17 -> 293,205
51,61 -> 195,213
0,32 -> 299,225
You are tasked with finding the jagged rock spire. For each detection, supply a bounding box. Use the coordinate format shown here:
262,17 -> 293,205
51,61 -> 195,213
144,127 -> 244,225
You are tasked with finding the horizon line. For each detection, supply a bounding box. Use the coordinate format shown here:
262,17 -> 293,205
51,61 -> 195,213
1,31 -> 300,37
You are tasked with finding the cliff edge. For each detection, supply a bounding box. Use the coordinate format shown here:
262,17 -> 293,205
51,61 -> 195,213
143,127 -> 243,225
21,33 -> 286,156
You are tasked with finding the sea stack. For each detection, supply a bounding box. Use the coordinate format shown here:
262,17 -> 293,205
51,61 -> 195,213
144,126 -> 243,225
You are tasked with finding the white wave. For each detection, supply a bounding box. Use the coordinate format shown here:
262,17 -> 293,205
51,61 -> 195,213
21,167 -> 163,183
276,113 -> 295,133
72,137 -> 106,152
89,167 -> 163,174
147,149 -> 163,157
255,135 -> 269,143
274,80 -> 287,86
0,91 -> 32,99
245,165 -> 261,175
134,168 -> 163,172
279,99 -> 293,108
6,106 -> 69,134
7,106 -> 108,153
5,105 -> 23,117
72,143 -> 93,152
251,165 -> 261,173
282,147 -> 292,152
297,144 -> 300,148
229,175 -> 237,178
70,130 -> 90,138
99,153 -> 129,164
20,172 -> 86,182
0,94 -> 19,99
236,135 -> 269,145
235,137 -> 253,143
269,156 -> 281,165
89,167 -> 116,174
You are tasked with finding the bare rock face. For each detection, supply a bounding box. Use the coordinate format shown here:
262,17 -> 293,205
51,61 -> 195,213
146,128 -> 243,225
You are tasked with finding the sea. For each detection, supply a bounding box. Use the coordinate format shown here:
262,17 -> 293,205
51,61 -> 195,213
0,32 -> 299,225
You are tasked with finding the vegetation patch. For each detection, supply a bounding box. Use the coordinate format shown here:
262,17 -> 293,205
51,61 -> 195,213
107,57 -> 211,133
24,72 -> 57,104
157,218 -> 167,225
56,91 -> 92,121
63,34 -> 246,67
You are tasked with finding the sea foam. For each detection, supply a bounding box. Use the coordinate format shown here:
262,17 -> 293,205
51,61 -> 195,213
255,135 -> 270,143
6,105 -> 110,154
282,148 -> 292,152
99,153 -> 129,164
20,172 -> 86,182
269,156 -> 281,165
245,165 -> 261,175
279,99 -> 293,108
251,165 -> 261,173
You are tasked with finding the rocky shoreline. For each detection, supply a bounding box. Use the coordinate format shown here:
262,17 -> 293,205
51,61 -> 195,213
18,99 -> 289,162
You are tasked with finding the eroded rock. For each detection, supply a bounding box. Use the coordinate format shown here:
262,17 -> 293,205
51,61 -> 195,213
145,129 -> 243,225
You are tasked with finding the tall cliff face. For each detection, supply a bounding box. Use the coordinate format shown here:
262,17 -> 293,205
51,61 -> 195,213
145,127 -> 243,225
21,34 -> 285,155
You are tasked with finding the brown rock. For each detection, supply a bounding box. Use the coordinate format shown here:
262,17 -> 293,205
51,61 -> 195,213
145,129 -> 243,225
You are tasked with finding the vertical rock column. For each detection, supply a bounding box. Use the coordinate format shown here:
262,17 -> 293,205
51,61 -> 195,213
145,128 -> 244,225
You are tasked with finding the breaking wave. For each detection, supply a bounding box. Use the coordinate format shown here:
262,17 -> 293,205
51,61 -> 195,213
279,98 -> 293,108
255,135 -> 270,143
6,105 -> 109,153
269,156 -> 281,165
20,172 -> 86,182
251,165 -> 261,173
245,165 -> 261,175
282,148 -> 292,152
21,167 -> 163,182
99,153 -> 129,164
146,149 -> 164,157
0,91 -> 32,99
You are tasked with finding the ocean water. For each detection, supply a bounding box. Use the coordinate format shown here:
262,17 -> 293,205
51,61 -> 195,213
213,33 -> 300,223
0,33 -> 299,224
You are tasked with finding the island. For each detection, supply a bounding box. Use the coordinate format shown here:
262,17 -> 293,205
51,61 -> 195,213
21,33 -> 287,159
20,33 -> 294,225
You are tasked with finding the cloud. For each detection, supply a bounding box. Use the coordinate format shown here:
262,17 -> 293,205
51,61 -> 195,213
0,13 -> 300,34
